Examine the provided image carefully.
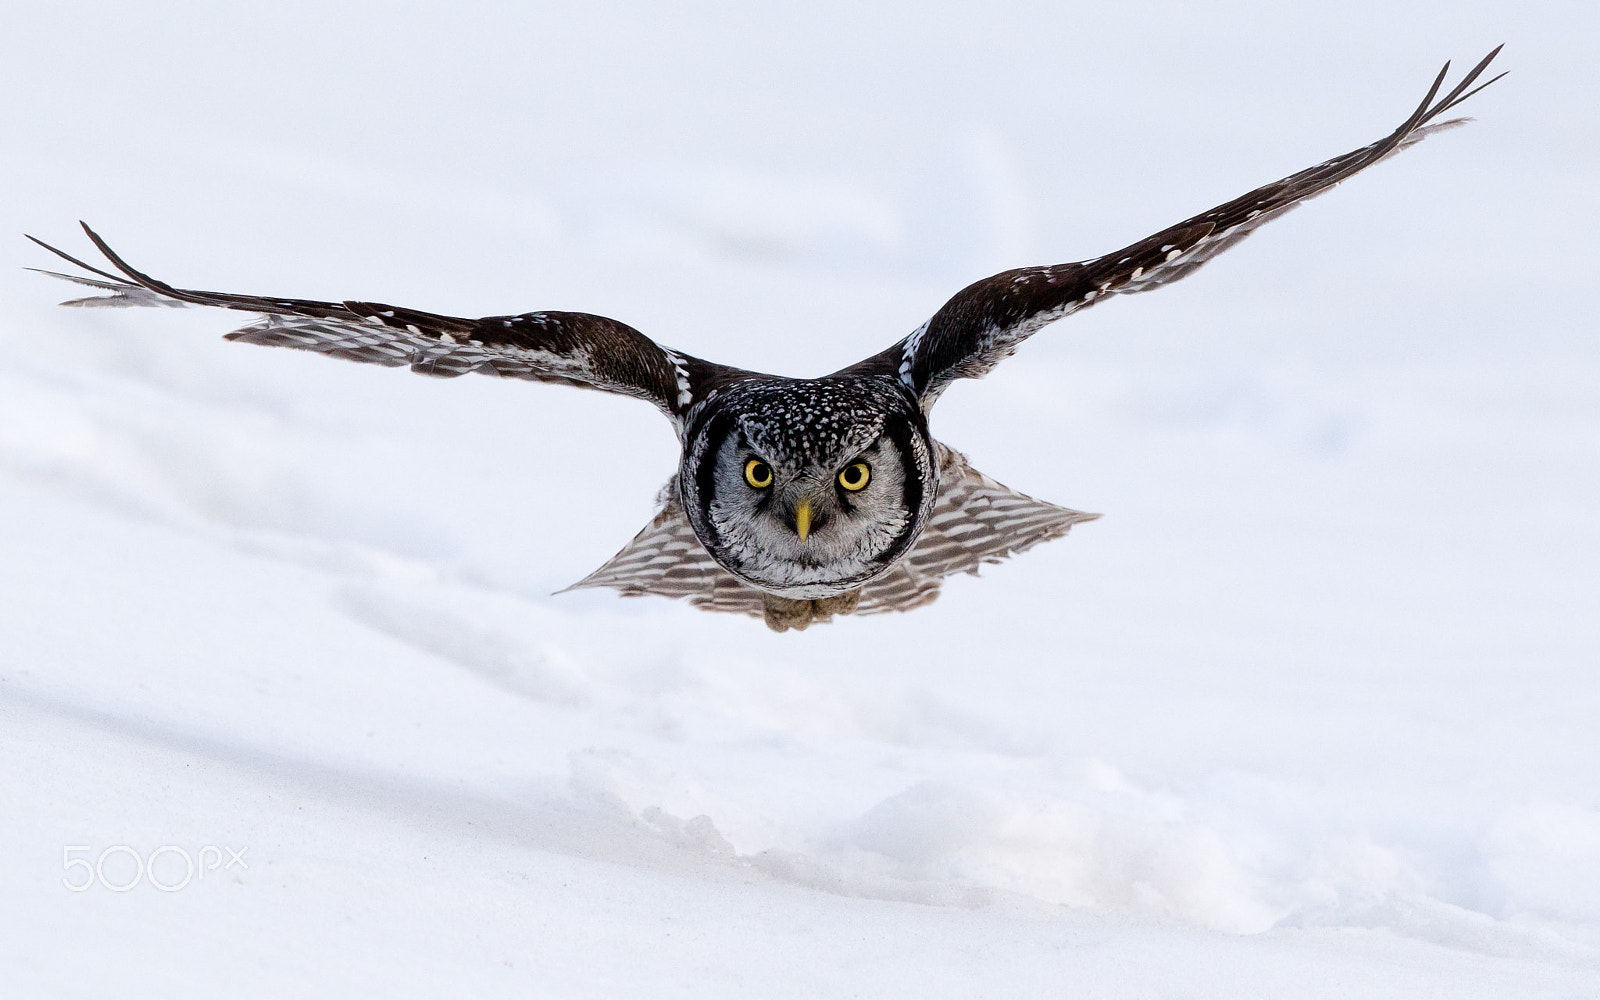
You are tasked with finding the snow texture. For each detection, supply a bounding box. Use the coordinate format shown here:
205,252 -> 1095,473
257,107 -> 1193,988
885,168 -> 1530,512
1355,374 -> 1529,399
1,1 -> 1597,996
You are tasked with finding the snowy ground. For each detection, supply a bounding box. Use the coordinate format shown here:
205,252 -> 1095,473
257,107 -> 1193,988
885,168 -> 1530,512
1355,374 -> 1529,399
2,2 -> 1597,996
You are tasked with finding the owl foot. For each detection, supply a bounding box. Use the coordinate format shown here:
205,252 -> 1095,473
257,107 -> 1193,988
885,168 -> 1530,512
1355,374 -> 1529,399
761,590 -> 861,632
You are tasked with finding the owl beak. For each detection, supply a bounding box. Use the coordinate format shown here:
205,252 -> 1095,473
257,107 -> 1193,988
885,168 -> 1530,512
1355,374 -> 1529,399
793,499 -> 812,541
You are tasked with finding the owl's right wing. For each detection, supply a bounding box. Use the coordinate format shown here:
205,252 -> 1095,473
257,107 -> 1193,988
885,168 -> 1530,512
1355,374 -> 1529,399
561,481 -> 769,618
843,47 -> 1504,408
29,223 -> 740,425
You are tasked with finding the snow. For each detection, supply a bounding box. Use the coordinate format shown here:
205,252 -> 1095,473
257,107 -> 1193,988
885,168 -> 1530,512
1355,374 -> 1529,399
2,1 -> 1597,996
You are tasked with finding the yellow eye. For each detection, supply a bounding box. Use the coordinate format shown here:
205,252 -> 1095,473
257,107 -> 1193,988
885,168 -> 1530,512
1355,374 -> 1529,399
744,458 -> 773,488
838,462 -> 870,491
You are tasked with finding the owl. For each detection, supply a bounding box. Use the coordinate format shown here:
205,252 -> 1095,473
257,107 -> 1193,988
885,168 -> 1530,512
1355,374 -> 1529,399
31,50 -> 1502,631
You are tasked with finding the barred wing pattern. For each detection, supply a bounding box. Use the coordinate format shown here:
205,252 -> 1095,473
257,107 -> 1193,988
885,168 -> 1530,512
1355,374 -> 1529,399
570,445 -> 1096,616
28,224 -> 730,423
853,445 -> 1098,614
855,47 -> 1505,406
562,483 -> 768,617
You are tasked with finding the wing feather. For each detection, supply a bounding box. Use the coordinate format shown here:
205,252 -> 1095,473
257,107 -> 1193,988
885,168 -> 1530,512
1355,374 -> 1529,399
562,481 -> 767,617
854,444 -> 1098,613
28,224 -> 740,422
843,47 -> 1506,406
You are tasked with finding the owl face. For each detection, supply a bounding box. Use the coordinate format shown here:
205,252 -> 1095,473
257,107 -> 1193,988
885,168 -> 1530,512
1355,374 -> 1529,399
680,377 -> 937,599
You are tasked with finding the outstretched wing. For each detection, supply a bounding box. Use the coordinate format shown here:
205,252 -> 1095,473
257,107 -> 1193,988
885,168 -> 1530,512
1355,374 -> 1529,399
569,445 -> 1096,619
28,224 -> 740,424
843,47 -> 1505,407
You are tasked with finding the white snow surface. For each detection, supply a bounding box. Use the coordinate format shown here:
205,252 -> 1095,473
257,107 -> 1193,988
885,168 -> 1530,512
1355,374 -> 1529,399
3,2 -> 1598,996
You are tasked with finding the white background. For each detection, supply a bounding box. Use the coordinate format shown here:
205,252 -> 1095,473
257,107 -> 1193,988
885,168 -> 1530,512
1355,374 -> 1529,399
1,1 -> 1596,996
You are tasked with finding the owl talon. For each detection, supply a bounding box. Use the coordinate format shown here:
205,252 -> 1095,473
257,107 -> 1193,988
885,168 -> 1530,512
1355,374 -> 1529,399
761,590 -> 862,632
812,590 -> 861,618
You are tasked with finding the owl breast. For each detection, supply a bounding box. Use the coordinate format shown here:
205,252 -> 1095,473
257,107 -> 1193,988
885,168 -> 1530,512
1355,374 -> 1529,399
678,375 -> 938,599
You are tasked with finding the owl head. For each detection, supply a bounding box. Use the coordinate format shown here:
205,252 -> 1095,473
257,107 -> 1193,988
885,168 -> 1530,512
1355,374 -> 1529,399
679,377 -> 937,599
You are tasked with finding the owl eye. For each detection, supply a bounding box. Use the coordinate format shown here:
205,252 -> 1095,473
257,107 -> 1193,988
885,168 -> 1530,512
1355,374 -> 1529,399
837,462 -> 871,491
744,458 -> 773,489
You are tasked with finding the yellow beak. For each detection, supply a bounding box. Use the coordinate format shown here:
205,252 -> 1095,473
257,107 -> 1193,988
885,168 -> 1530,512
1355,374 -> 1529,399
794,500 -> 811,542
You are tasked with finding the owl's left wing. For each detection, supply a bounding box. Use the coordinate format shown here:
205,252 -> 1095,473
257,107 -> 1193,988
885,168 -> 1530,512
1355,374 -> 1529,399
853,444 -> 1098,614
843,47 -> 1504,407
29,224 -> 736,424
